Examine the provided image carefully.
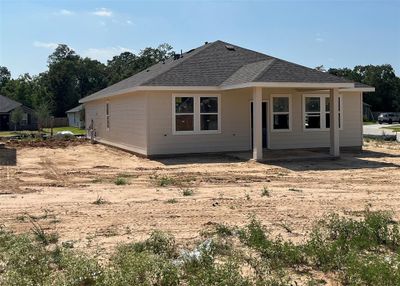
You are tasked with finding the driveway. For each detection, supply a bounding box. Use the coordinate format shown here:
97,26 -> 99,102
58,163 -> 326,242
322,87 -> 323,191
363,123 -> 398,136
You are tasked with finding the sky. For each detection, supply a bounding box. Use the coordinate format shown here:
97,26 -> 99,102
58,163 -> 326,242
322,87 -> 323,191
1,0 -> 399,78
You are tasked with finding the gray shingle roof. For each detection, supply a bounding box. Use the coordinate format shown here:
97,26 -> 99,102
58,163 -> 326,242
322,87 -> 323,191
0,94 -> 22,113
66,104 -> 84,113
81,40 -> 370,103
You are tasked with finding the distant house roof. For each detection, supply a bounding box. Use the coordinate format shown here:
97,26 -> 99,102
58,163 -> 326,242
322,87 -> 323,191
66,104 -> 84,113
0,94 -> 22,113
80,40 -> 373,103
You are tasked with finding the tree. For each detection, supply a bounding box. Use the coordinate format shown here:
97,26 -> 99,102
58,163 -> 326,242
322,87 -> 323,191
35,101 -> 51,131
10,107 -> 24,131
328,65 -> 400,112
0,66 -> 11,88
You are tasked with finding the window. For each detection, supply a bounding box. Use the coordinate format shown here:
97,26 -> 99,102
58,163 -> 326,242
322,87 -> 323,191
173,94 -> 220,134
21,113 -> 28,126
303,95 -> 342,130
272,95 -> 290,130
175,97 -> 194,132
200,97 -> 218,131
106,102 -> 110,130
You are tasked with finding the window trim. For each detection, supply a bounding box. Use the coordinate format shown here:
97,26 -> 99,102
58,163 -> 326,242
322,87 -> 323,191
172,94 -> 221,135
106,101 -> 110,131
270,94 -> 292,132
302,94 -> 343,132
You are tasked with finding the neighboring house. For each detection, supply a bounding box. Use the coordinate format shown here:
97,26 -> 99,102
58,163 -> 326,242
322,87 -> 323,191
80,40 -> 374,159
66,104 -> 85,128
363,102 -> 374,121
0,94 -> 37,131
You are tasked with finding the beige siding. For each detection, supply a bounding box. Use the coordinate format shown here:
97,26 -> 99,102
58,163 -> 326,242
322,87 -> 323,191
84,88 -> 362,156
266,90 -> 363,149
146,89 -> 362,155
147,90 -> 252,155
84,92 -> 147,154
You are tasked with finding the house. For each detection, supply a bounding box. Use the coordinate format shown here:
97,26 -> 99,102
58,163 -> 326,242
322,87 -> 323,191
66,104 -> 85,129
79,40 -> 374,160
0,94 -> 37,131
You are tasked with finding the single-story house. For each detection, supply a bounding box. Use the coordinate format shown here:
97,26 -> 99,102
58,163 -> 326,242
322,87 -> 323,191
79,40 -> 374,160
0,94 -> 37,131
66,104 -> 85,129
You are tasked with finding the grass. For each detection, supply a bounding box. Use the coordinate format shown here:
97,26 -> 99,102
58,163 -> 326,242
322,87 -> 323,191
43,126 -> 86,136
156,175 -> 177,187
261,186 -> 270,197
165,198 -> 178,204
92,195 -> 109,205
381,125 -> 400,132
1,210 -> 399,285
0,130 -> 38,137
182,189 -> 194,196
363,121 -> 377,125
114,176 -> 128,185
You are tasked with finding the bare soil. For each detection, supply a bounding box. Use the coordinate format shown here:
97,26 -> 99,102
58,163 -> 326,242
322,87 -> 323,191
1,139 -> 399,258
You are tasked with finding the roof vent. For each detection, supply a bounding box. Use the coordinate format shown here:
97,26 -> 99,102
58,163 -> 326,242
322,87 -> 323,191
204,41 -> 209,45
225,45 -> 235,51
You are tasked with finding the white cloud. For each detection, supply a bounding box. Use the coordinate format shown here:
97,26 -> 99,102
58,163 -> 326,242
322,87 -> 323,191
315,33 -> 324,43
83,46 -> 134,62
126,20 -> 133,25
92,8 -> 112,17
59,9 -> 74,15
33,41 -> 58,49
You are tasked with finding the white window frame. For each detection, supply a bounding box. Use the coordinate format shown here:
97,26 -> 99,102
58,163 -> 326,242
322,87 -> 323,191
302,94 -> 343,131
270,94 -> 292,132
172,94 -> 221,135
106,101 -> 110,131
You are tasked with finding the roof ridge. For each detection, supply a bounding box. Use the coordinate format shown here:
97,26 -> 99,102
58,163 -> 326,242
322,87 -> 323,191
251,59 -> 276,82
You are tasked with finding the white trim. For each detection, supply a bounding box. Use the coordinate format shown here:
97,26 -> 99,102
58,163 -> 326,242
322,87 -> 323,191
270,94 -> 292,132
341,87 -> 375,92
302,94 -> 343,132
172,94 -> 221,135
79,82 -> 356,103
249,100 -> 269,149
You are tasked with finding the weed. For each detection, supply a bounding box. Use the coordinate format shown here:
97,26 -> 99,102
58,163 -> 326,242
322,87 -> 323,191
288,188 -> 303,192
215,223 -> 235,237
166,198 -> 178,204
114,176 -> 128,185
92,195 -> 109,205
158,175 -> 176,187
29,219 -> 59,245
91,178 -> 103,183
182,189 -> 194,196
261,187 -> 270,197
245,193 -> 251,200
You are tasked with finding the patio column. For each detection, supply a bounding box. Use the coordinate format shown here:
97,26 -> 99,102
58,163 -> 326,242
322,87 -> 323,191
253,87 -> 263,160
330,88 -> 340,157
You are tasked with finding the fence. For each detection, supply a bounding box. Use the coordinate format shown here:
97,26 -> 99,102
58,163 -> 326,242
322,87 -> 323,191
42,117 -> 68,128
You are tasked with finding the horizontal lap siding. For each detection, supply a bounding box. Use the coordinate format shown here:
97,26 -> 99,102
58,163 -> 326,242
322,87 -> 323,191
84,93 -> 147,154
147,90 -> 251,155
268,91 -> 362,149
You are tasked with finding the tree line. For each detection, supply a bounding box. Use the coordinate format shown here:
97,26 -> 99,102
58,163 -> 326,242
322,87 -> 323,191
1,44 -> 399,118
0,43 -> 174,117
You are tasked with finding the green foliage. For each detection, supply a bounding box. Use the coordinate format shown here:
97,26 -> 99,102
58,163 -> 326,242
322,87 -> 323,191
261,186 -> 270,197
10,106 -> 24,130
328,64 -> 400,111
114,176 -> 128,185
182,189 -> 194,196
157,175 -> 176,187
92,195 -> 109,205
165,198 -> 178,204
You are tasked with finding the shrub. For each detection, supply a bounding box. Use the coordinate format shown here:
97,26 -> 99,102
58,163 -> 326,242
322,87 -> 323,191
182,189 -> 194,196
261,187 -> 270,197
114,176 -> 128,185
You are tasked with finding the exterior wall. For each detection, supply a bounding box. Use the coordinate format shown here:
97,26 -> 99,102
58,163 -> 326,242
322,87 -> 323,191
146,89 -> 252,155
146,89 -> 363,155
83,88 -> 363,156
84,92 -> 147,154
265,90 -> 363,149
67,112 -> 84,128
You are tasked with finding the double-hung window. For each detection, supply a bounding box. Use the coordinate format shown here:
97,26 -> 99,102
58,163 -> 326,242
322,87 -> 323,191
303,94 -> 342,130
271,95 -> 291,131
173,95 -> 220,134
106,102 -> 110,130
175,97 -> 194,132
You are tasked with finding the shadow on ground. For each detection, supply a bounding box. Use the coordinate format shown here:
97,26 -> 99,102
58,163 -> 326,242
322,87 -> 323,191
0,148 -> 17,166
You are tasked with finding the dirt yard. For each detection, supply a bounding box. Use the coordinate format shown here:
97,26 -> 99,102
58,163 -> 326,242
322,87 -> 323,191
1,139 -> 399,256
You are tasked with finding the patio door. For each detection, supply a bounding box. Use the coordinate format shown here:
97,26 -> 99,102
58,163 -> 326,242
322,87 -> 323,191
250,101 -> 268,149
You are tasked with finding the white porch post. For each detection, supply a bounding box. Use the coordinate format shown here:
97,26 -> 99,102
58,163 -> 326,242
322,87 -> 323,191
253,87 -> 263,160
330,88 -> 340,157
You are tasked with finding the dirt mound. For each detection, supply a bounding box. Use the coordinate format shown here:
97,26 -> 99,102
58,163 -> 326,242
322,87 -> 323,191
2,138 -> 88,148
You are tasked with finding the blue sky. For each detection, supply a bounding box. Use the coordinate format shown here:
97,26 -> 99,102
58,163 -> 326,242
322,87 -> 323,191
1,0 -> 399,78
